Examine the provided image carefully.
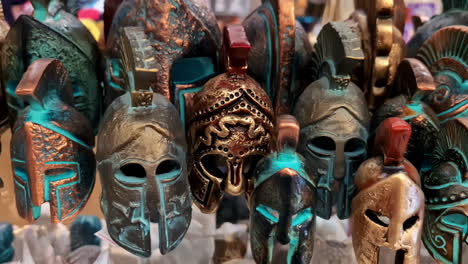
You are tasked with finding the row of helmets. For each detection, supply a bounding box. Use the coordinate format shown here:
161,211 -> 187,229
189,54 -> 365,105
0,0 -> 466,263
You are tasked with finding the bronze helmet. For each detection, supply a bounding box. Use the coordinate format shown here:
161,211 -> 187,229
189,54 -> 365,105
188,25 -> 274,213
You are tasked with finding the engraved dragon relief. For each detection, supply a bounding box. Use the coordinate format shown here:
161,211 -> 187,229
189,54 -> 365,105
198,115 -> 267,147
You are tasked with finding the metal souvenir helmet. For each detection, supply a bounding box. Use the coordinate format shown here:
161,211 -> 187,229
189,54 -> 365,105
242,0 -> 314,115
250,115 -> 316,264
97,91 -> 191,258
371,58 -> 440,170
352,118 -> 424,264
2,0 -> 101,129
417,26 -> 468,123
104,0 -> 221,106
188,25 -> 274,213
422,118 -> 468,264
293,20 -> 370,219
10,59 -> 95,223
406,9 -> 468,58
352,0 -> 406,111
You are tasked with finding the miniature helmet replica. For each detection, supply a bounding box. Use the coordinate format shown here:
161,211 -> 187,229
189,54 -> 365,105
352,0 -> 406,111
97,24 -> 192,258
2,0 -> 101,129
188,25 -> 274,214
406,9 -> 468,58
242,0 -> 314,115
97,93 -> 191,258
293,20 -> 370,220
250,115 -> 316,264
422,118 -> 468,264
104,0 -> 221,106
417,26 -> 468,123
352,118 -> 424,264
10,59 -> 95,223
372,58 -> 440,170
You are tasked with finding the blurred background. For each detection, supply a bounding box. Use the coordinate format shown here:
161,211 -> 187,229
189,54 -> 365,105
0,0 -> 443,50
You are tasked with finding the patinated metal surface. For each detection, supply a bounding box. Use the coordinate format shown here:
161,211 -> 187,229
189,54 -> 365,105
417,26 -> 468,124
390,58 -> 436,99
422,118 -> 468,264
443,0 -> 468,11
310,20 -> 364,86
97,25 -> 191,257
242,0 -> 313,115
293,21 -> 369,220
105,0 -> 221,107
372,58 -> 440,170
250,115 -> 315,264
242,0 -> 294,115
118,26 -> 158,106
10,59 -> 95,223
2,0 -> 101,130
188,25 -> 274,213
97,92 -> 192,258
353,0 -> 406,111
372,96 -> 440,171
353,118 -> 424,264
171,57 -> 217,131
406,10 -> 468,58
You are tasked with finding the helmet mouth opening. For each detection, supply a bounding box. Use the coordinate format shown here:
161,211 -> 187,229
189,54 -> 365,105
139,221 -> 162,255
272,242 -> 290,261
30,202 -> 52,224
378,247 -> 407,264
395,249 -> 406,264
149,212 -> 160,224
